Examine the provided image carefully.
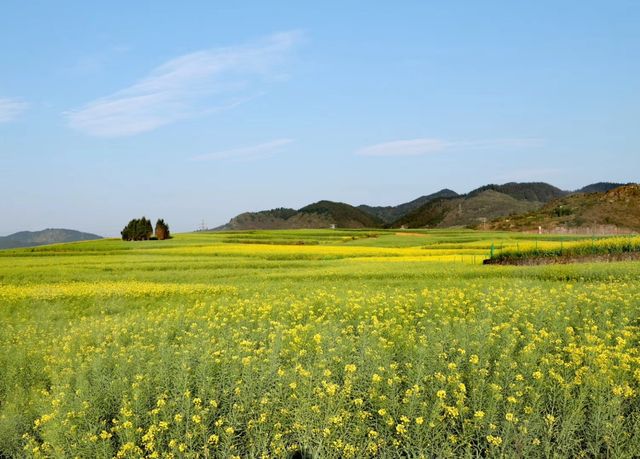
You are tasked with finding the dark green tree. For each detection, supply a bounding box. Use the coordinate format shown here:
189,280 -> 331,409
121,217 -> 154,241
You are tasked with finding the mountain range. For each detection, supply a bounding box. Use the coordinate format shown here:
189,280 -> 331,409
216,182 -> 638,232
0,229 -> 102,250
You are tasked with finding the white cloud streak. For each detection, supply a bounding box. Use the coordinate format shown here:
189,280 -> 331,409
66,31 -> 301,137
356,138 -> 450,157
0,98 -> 29,123
192,138 -> 294,161
355,137 -> 543,157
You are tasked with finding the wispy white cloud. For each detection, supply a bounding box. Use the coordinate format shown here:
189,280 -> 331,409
66,31 -> 302,137
355,137 -> 543,157
0,98 -> 29,123
356,138 -> 450,157
192,138 -> 294,161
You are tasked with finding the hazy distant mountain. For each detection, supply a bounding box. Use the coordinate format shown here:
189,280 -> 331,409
0,228 -> 102,250
488,184 -> 640,232
358,189 -> 459,223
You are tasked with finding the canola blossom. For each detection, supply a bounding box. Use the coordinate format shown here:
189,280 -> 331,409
0,281 -> 237,302
1,230 -> 639,458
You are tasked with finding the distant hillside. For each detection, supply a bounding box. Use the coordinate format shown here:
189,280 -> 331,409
358,189 -> 458,223
393,190 -> 541,228
222,208 -> 300,230
576,182 -> 629,194
299,201 -> 383,227
488,184 -> 640,233
390,196 -> 459,228
468,182 -> 566,202
216,181 -> 637,231
221,201 -> 382,230
0,228 -> 102,250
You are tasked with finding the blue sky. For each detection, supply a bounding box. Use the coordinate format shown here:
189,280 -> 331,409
1,1 -> 639,236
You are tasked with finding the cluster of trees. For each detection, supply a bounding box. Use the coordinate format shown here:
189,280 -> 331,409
121,217 -> 171,241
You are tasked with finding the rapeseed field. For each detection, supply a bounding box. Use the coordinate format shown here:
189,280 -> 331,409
1,230 -> 639,457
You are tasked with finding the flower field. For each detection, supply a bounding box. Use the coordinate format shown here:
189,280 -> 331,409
1,230 -> 640,458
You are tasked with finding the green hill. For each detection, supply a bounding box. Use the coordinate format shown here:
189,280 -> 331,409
221,201 -> 383,230
488,184 -> 640,232
393,190 -> 541,228
0,228 -> 102,250
358,189 -> 458,223
299,200 -> 383,228
221,208 -> 300,230
468,182 -> 565,202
